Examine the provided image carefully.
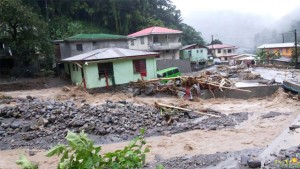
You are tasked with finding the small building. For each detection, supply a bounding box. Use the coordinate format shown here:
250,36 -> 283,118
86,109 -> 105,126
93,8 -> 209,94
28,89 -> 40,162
232,53 -> 256,65
55,34 -> 129,60
257,43 -> 300,65
206,44 -> 238,61
257,43 -> 298,57
62,48 -> 159,89
128,26 -> 182,60
180,44 -> 208,64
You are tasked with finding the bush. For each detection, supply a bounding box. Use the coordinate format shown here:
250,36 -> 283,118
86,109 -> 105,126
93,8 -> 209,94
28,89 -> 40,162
45,129 -> 149,169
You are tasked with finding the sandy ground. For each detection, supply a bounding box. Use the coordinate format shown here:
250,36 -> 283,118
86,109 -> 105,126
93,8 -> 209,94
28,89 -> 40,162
0,84 -> 300,168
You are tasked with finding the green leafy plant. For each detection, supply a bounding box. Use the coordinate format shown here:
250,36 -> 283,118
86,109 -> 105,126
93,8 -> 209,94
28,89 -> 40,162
16,155 -> 38,169
104,128 -> 150,169
46,128 -> 149,169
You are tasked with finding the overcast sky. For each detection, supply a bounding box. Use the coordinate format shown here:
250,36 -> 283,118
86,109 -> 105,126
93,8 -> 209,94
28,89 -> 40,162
172,0 -> 300,20
172,0 -> 300,51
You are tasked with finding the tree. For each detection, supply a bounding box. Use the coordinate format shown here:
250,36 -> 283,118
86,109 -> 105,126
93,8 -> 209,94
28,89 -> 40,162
180,23 -> 205,45
0,0 -> 54,74
211,39 -> 223,45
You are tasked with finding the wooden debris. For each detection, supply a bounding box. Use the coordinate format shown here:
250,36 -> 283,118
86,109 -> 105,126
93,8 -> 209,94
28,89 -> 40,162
154,102 -> 221,117
131,73 -> 251,99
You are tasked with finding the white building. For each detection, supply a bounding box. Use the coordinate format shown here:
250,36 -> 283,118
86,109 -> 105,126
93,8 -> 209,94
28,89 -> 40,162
207,44 -> 238,61
128,26 -> 182,60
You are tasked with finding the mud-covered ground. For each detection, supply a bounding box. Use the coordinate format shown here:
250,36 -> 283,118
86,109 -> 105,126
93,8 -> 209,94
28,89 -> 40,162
0,76 -> 300,169
0,96 -> 248,150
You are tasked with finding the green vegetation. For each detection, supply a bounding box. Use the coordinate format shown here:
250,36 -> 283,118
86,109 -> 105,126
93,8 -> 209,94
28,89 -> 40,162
210,39 -> 223,45
0,0 -> 205,76
16,129 -> 150,169
16,155 -> 38,169
256,49 -> 280,64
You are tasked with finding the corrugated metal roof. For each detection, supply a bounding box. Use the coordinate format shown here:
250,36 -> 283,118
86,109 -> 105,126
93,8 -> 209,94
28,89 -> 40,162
128,27 -> 182,37
206,44 -> 237,49
65,34 -> 128,41
62,48 -> 159,62
180,44 -> 208,50
257,43 -> 300,49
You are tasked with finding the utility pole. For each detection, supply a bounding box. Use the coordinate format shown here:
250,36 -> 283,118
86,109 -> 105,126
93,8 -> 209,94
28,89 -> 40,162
211,35 -> 214,57
282,33 -> 285,43
295,29 -> 298,69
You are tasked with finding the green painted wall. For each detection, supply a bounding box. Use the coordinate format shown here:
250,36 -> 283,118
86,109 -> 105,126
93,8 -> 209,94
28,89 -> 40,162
181,48 -> 208,62
65,57 -> 157,89
68,63 -> 83,85
83,63 -> 113,89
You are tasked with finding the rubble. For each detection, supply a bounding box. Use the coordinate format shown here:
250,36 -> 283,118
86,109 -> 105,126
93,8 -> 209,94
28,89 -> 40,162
0,96 -> 249,150
131,73 -> 251,99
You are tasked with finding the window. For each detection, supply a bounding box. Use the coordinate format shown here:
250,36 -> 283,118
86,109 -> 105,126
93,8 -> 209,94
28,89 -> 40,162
188,50 -> 192,57
141,37 -> 144,44
200,50 -> 203,53
178,36 -> 181,42
167,70 -> 173,76
75,64 -> 78,71
153,35 -> 159,43
133,59 -> 147,76
196,50 -> 199,53
228,49 -> 232,53
173,68 -> 179,74
131,40 -> 134,46
76,44 -> 83,51
92,41 -> 97,46
72,64 -> 75,71
218,49 -> 221,53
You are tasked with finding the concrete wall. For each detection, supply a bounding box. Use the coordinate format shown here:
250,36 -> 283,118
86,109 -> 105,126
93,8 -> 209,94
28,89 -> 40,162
200,85 -> 281,99
60,40 -> 128,59
128,36 -> 150,50
157,59 -> 191,73
157,50 -> 180,60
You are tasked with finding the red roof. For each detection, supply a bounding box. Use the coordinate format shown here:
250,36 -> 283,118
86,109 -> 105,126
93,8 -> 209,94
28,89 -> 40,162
206,44 -> 237,49
128,26 -> 182,37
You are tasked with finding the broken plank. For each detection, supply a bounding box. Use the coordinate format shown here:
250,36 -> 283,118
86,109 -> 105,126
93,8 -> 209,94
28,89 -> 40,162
154,102 -> 221,117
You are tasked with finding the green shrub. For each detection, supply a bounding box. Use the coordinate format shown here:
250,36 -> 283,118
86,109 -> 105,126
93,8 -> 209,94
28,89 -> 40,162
46,128 -> 149,169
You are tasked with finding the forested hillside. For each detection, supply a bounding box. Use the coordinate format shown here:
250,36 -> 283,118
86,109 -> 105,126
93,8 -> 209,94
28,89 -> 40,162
0,0 -> 205,74
32,0 -> 205,45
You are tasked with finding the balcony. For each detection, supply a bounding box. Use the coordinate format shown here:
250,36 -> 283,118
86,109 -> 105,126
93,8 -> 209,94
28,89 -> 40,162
149,42 -> 182,50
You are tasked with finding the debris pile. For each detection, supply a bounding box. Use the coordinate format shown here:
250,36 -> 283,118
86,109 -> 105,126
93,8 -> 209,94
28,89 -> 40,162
131,72 -> 250,99
239,70 -> 261,80
0,97 -> 249,150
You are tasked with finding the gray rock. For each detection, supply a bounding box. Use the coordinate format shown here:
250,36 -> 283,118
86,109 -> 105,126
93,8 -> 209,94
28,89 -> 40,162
26,96 -> 33,99
145,84 -> 156,95
10,121 -> 20,129
97,127 -> 108,135
22,125 -> 31,132
120,134 -> 128,140
0,130 -> 5,135
289,125 -> 300,130
133,88 -> 141,96
247,159 -> 261,168
241,155 -> 249,165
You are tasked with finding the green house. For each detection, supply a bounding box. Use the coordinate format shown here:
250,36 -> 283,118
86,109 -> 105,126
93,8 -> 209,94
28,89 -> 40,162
62,48 -> 158,89
180,44 -> 208,64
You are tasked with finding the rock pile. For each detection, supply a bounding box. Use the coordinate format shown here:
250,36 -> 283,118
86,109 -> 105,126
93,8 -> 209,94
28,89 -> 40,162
0,97 -> 249,150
